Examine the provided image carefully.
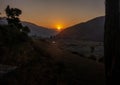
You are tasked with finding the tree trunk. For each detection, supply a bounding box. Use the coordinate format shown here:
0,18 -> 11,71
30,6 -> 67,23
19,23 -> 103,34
104,0 -> 119,84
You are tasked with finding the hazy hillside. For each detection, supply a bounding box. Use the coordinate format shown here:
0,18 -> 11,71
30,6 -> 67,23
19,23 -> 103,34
0,18 -> 57,38
22,22 -> 57,38
57,16 -> 105,41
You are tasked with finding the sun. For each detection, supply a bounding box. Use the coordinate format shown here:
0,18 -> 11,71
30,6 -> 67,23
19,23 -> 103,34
57,26 -> 61,30
56,25 -> 62,31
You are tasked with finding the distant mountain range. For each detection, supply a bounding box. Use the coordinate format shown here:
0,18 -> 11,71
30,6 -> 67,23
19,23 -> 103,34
0,17 -> 57,38
22,22 -> 57,38
56,16 -> 105,42
0,16 -> 105,41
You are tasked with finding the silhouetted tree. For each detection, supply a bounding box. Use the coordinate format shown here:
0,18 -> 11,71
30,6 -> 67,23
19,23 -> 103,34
5,5 -> 30,34
12,8 -> 22,18
5,5 -> 22,18
104,0 -> 119,84
22,26 -> 30,33
5,5 -> 22,29
5,5 -> 11,18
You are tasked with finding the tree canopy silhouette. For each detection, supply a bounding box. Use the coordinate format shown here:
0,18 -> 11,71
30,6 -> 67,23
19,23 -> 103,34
5,5 -> 22,18
5,5 -> 30,33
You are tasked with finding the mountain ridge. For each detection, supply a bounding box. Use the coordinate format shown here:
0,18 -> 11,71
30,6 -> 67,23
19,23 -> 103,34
56,16 -> 105,41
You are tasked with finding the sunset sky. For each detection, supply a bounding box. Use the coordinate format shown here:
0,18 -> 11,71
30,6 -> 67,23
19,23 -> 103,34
0,0 -> 105,29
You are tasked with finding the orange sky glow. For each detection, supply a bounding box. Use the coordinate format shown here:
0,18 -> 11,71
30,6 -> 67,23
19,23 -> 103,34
0,0 -> 105,30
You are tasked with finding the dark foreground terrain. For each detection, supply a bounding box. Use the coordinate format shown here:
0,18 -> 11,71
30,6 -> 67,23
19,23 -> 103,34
0,39 -> 105,85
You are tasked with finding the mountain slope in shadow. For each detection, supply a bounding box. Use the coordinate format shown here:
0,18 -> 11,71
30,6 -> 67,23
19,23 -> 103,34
57,16 -> 105,42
